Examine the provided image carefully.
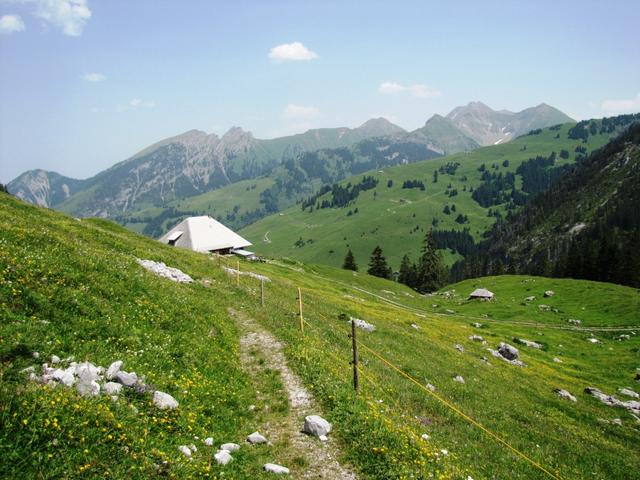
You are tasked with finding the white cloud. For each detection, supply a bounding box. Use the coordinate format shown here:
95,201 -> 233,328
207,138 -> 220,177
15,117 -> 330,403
82,72 -> 105,82
117,98 -> 156,112
378,81 -> 441,99
283,103 -> 320,120
602,93 -> 640,115
269,42 -> 318,62
20,0 -> 91,36
0,14 -> 25,34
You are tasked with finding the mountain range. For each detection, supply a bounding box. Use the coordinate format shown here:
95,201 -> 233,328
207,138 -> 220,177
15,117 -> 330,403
8,101 -> 573,223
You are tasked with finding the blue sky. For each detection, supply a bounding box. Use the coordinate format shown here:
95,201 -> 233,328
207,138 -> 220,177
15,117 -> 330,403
1,0 -> 639,183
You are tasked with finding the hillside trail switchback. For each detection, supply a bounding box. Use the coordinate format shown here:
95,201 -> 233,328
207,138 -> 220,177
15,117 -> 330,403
228,307 -> 356,479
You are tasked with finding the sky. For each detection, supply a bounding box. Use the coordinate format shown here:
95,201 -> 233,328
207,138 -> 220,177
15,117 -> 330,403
1,0 -> 639,183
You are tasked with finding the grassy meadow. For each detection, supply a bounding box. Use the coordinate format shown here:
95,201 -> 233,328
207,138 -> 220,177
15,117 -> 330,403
1,192 -> 639,479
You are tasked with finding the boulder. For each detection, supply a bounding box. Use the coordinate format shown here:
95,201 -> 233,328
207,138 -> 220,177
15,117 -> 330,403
247,432 -> 268,444
115,370 -> 138,387
204,438 -> 214,446
264,464 -> 289,475
106,360 -> 123,380
302,415 -> 332,437
214,450 -> 232,465
220,443 -> 240,452
153,391 -> 179,410
469,335 -> 485,342
51,355 -> 61,364
178,445 -> 192,458
104,382 -> 123,395
76,369 -> 100,396
498,343 -> 519,360
544,290 -> 555,297
453,375 -> 465,384
75,362 -> 101,382
554,389 -> 577,402
517,338 -> 543,349
619,388 -> 639,399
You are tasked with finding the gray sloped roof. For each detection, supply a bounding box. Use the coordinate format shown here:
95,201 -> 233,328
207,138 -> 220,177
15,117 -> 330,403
469,288 -> 494,298
159,216 -> 251,252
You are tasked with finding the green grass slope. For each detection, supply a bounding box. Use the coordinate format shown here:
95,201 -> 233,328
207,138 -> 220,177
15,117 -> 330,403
2,193 -> 639,479
240,123 -> 611,269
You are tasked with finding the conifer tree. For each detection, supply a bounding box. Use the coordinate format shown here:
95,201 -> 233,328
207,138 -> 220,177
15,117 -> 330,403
415,231 -> 447,293
367,246 -> 392,279
342,249 -> 358,271
398,254 -> 417,288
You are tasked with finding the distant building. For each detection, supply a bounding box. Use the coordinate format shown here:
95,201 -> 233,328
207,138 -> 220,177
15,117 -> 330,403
159,216 -> 252,255
468,288 -> 494,300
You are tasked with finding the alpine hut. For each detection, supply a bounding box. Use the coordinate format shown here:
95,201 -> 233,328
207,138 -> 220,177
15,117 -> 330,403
159,216 -> 252,255
468,288 -> 494,301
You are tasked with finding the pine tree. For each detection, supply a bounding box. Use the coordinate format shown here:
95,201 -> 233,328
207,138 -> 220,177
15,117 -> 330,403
415,231 -> 447,293
342,249 -> 358,271
398,254 -> 417,288
367,246 -> 392,279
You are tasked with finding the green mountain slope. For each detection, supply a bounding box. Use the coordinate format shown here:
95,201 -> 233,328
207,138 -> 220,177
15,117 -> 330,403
2,193 -> 639,479
460,116 -> 640,286
239,122 -> 615,270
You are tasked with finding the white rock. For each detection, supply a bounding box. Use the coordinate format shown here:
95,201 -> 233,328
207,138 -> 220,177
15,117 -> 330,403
76,369 -> 100,396
445,309 -> 455,314
587,338 -> 601,344
264,463 -> 289,475
469,335 -> 485,342
75,362 -> 101,382
618,388 -> 639,399
178,445 -> 192,458
544,290 -> 555,297
220,443 -> 240,452
524,296 -> 536,301
349,317 -> 375,332
567,319 -> 581,325
421,433 -> 430,440
303,415 -> 332,437
204,437 -> 214,446
247,431 -> 268,444
611,418 -> 623,425
189,444 -> 197,453
410,323 -> 420,330
454,344 -> 465,353
426,383 -> 436,391
51,355 -> 61,364
517,339 -> 543,349
106,360 -> 123,380
115,370 -> 138,387
554,389 -> 577,402
553,357 -> 563,363
319,435 -> 328,442
104,382 -> 122,395
453,375 -> 465,384
214,449 -> 233,465
153,391 -> 179,410
472,323 -> 483,328
32,351 -> 40,359
137,259 -> 193,283
440,449 -> 449,456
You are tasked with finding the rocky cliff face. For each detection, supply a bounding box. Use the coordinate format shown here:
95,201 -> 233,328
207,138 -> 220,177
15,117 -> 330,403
8,170 -> 85,207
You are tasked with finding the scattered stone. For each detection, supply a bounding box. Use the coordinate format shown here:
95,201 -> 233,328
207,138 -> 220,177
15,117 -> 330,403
587,338 -> 601,344
204,438 -> 214,446
554,389 -> 577,402
544,290 -> 555,297
618,334 -> 630,341
214,450 -> 232,465
32,351 -> 40,359
264,464 -> 289,475
51,355 -> 61,364
115,370 -> 138,387
618,388 -> 639,399
247,432 -> 268,444
567,319 -> 581,325
426,383 -> 436,391
421,433 -> 430,440
445,309 -> 455,314
524,295 -> 536,301
189,444 -> 197,453
76,369 -> 100,397
248,404 -> 256,411
303,415 -> 332,437
453,375 -> 465,384
410,323 -> 420,330
153,391 -> 179,410
20,366 -> 35,374
538,304 -> 551,311
472,322 -> 483,328
106,360 -> 123,380
103,382 -> 122,395
454,344 -> 465,353
498,343 -> 519,360
221,443 -> 240,452
469,335 -> 485,342
319,435 -> 328,442
517,338 -> 543,349
178,445 -> 192,459
349,317 -> 375,332
553,357 -> 563,363
137,259 -> 193,283
440,449 -> 449,456
74,362 -> 101,382
585,387 -> 640,413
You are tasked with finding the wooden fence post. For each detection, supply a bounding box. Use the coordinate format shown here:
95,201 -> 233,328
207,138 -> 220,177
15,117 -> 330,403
350,319 -> 359,393
297,287 -> 304,333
